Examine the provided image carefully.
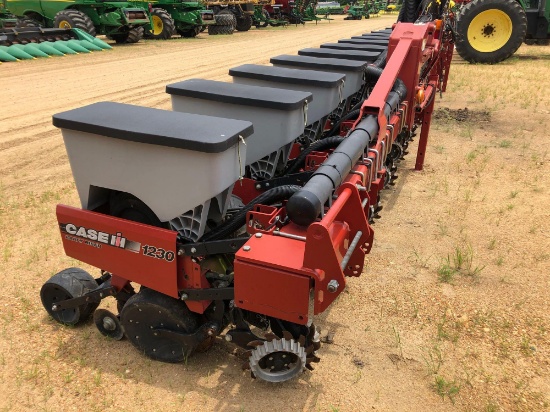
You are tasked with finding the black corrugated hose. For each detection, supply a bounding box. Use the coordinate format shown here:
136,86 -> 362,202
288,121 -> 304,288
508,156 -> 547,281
285,136 -> 345,175
199,185 -> 300,242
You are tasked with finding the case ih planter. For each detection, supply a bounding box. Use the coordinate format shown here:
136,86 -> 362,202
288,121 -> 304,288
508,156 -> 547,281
42,3 -> 456,383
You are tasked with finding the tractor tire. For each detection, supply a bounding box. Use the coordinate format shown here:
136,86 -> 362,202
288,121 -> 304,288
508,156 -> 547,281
146,8 -> 175,40
208,10 -> 235,35
179,26 -> 201,38
235,14 -> 253,31
397,0 -> 422,23
15,17 -> 41,28
109,26 -> 144,44
53,9 -> 96,37
455,0 -> 527,64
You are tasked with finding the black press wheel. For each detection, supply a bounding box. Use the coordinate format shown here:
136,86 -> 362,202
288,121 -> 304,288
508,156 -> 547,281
455,0 -> 527,64
120,288 -> 199,363
109,191 -> 164,227
40,268 -> 99,325
53,9 -> 96,36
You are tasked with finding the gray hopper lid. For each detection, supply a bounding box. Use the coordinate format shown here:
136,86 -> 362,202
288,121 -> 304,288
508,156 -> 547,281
166,79 -> 312,111
350,36 -> 389,45
362,32 -> 392,37
323,42 -> 387,52
229,64 -> 345,88
270,54 -> 368,72
337,38 -> 389,48
52,102 -> 254,154
298,48 -> 380,62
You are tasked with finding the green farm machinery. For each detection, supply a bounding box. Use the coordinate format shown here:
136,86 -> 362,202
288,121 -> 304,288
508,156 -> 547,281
131,0 -> 215,39
6,0 -> 150,43
251,0 -> 289,27
344,0 -> 383,19
0,0 -> 17,28
398,0 -> 549,63
454,0 -> 550,63
0,27 -> 111,62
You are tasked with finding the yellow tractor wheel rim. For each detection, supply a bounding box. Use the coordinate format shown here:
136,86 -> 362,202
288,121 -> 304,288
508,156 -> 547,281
152,15 -> 164,35
58,20 -> 72,29
467,9 -> 513,52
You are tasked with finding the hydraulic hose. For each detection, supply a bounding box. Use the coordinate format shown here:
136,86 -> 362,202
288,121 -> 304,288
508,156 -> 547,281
372,49 -> 387,68
326,109 -> 361,138
286,136 -> 344,175
200,185 -> 300,242
365,65 -> 407,102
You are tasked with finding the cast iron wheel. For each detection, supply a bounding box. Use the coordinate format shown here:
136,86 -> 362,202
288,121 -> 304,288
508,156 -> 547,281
147,8 -> 175,39
179,26 -> 201,37
455,0 -> 527,63
120,288 -> 200,362
40,268 -> 99,326
15,17 -> 41,28
235,14 -> 253,31
109,191 -> 164,227
53,9 -> 96,36
397,0 -> 422,23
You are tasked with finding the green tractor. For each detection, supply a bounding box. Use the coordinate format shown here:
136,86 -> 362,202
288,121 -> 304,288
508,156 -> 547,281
6,0 -> 150,43
133,1 -> 216,39
455,0 -> 550,63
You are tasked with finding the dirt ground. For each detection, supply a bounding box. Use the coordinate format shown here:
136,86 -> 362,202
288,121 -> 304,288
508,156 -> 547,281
1,14 -> 549,412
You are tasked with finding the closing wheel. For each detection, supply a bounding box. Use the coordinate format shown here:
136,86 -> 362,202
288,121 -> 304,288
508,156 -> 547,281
147,8 -> 175,40
53,10 -> 96,36
456,0 -> 527,63
120,288 -> 199,362
40,268 -> 99,326
94,309 -> 124,340
249,337 -> 307,382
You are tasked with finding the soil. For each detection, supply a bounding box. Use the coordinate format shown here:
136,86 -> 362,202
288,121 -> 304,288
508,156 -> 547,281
1,14 -> 549,412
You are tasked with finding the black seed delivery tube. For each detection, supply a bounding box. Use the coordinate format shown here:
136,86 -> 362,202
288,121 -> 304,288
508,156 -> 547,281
286,115 -> 379,226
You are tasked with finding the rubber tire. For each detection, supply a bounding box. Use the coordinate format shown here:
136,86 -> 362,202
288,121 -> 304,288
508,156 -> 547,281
110,26 -> 144,44
147,8 -> 175,40
179,26 -> 200,38
40,268 -> 99,326
120,288 -> 199,363
53,9 -> 96,37
397,0 -> 422,23
455,0 -> 527,64
236,14 -> 253,31
208,11 -> 235,35
15,17 -> 41,28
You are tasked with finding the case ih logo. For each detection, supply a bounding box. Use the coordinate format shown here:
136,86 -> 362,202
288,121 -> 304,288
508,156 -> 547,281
59,223 -> 141,253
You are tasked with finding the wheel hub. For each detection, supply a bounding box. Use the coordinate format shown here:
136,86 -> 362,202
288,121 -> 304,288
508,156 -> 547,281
467,9 -> 513,53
